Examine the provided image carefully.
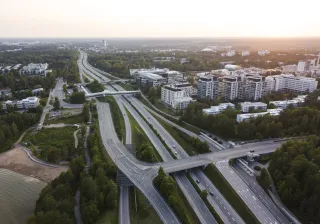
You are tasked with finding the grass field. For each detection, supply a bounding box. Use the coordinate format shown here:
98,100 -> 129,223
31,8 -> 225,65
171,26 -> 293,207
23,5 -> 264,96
130,187 -> 163,224
126,108 -> 163,162
45,113 -> 84,125
31,126 -> 77,163
204,164 -> 260,224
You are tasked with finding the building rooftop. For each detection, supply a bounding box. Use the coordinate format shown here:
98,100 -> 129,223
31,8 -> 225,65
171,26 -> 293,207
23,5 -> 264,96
240,102 -> 267,107
137,72 -> 165,80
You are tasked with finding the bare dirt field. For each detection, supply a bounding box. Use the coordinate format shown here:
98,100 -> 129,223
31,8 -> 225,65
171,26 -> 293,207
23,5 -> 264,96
0,146 -> 68,183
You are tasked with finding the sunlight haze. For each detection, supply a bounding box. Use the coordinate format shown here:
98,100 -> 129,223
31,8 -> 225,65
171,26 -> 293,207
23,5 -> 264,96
1,0 -> 319,37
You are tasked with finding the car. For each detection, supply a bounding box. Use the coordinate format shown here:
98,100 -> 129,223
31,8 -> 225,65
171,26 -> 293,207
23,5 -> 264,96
217,140 -> 223,144
174,151 -> 178,155
196,179 -> 200,184
209,191 -> 214,196
250,150 -> 255,153
172,145 -> 176,148
213,137 -> 218,141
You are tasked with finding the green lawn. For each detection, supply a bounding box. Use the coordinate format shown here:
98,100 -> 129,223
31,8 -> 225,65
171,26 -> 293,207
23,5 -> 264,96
130,187 -> 163,224
95,209 -> 118,224
126,108 -> 162,162
204,164 -> 260,224
45,114 -> 84,125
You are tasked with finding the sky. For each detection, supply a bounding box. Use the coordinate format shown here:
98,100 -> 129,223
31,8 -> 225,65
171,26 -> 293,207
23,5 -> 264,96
0,0 -> 319,38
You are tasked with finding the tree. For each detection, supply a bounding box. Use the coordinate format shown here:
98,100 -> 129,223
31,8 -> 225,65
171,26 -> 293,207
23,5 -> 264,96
81,176 -> 98,201
82,201 -> 99,224
53,97 -> 60,110
11,122 -> 19,136
82,103 -> 90,123
200,190 -> 208,199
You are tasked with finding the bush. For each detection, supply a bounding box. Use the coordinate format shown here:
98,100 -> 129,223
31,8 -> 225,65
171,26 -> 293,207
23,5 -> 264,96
254,166 -> 262,171
70,92 -> 85,104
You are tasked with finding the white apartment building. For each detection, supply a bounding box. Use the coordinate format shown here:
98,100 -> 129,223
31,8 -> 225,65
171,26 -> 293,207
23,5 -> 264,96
296,61 -> 308,73
273,74 -> 317,93
236,109 -> 282,122
21,63 -> 48,75
203,103 -> 235,115
1,97 -> 39,111
242,51 -> 250,57
171,97 -> 195,110
226,50 -> 236,57
269,95 -> 307,109
161,83 -> 193,109
258,50 -> 270,56
240,102 -> 267,113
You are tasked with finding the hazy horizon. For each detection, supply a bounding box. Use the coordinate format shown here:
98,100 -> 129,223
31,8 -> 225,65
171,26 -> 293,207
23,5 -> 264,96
1,0 -> 319,38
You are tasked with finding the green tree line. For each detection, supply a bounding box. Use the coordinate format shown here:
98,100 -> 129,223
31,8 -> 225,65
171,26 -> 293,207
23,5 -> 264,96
0,108 -> 43,152
268,137 -> 320,223
182,102 -> 320,140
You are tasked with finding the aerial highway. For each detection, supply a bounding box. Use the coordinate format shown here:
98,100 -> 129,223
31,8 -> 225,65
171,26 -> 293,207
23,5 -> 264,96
81,50 -> 293,224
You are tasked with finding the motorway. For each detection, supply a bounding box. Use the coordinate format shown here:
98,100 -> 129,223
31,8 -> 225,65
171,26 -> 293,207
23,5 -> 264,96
80,50 -> 293,224
97,102 -> 180,224
110,86 -> 217,224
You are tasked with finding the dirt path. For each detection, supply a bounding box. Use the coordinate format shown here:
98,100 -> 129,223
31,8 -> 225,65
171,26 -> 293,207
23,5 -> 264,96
74,129 -> 80,148
0,146 -> 68,183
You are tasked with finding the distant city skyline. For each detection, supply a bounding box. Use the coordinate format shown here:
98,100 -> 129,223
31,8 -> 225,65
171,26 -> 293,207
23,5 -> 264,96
1,0 -> 319,38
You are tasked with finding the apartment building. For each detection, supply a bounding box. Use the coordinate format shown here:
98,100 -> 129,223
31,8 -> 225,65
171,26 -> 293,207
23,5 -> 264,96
21,63 -> 48,76
1,97 -> 39,111
243,76 -> 263,101
269,95 -> 307,109
197,73 -> 318,102
240,102 -> 267,113
202,103 -> 235,115
272,74 -> 317,93
236,109 -> 283,122
161,83 -> 193,109
197,75 -> 219,100
219,77 -> 239,101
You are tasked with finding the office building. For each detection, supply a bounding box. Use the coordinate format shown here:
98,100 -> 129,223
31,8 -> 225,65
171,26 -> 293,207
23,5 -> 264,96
240,102 -> 267,113
135,72 -> 167,88
236,109 -> 282,122
202,103 -> 235,115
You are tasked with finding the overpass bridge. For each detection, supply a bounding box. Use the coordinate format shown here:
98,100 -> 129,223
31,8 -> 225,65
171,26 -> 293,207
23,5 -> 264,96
160,140 -> 284,174
85,90 -> 140,98
101,79 -> 134,84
